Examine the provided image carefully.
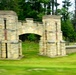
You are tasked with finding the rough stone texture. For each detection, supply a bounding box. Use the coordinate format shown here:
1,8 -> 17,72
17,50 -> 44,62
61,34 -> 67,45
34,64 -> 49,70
0,11 -> 21,59
39,15 -> 66,57
66,45 -> 76,54
0,11 -> 66,59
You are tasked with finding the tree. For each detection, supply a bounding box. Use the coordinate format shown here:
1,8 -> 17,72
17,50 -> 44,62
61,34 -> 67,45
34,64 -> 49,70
75,0 -> 76,23
61,19 -> 76,41
47,1 -> 51,15
46,0 -> 59,15
0,0 -> 23,19
61,0 -> 76,42
27,34 -> 36,41
61,0 -> 71,21
54,0 -> 59,15
72,0 -> 76,31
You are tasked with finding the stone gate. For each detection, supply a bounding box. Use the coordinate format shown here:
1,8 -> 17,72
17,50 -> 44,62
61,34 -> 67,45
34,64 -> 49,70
0,11 -> 66,59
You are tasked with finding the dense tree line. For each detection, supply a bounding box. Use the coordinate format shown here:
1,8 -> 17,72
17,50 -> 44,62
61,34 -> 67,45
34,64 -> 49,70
0,0 -> 76,42
0,0 -> 60,20
61,0 -> 76,42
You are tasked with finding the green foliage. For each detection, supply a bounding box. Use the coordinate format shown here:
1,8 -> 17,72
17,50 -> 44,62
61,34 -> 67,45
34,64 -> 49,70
19,34 -> 40,42
61,0 -> 71,21
27,34 -> 36,41
61,19 -> 76,42
0,0 -> 59,21
0,42 -> 76,75
60,0 -> 76,42
37,12 -> 44,21
39,0 -> 50,3
0,0 -> 76,42
57,9 -> 61,15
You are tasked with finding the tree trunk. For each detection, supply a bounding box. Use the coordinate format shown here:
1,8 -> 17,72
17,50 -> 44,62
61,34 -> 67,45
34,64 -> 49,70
74,0 -> 76,31
44,3 -> 47,14
47,1 -> 51,15
55,0 -> 57,15
52,0 -> 54,15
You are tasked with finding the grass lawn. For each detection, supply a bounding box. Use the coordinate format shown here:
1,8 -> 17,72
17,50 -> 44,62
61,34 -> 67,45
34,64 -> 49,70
0,41 -> 76,75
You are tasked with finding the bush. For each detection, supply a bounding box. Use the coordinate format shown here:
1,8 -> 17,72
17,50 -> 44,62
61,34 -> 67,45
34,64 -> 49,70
27,34 -> 36,41
61,19 -> 76,42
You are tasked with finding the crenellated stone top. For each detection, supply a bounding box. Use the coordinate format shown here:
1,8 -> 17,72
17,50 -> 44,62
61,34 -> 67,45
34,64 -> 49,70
43,15 -> 61,19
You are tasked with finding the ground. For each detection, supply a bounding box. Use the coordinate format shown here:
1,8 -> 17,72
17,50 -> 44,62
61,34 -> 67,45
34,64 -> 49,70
0,41 -> 76,75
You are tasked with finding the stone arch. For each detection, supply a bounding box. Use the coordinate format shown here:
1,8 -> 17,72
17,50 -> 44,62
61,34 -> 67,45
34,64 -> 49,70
19,33 -> 42,41
19,32 -> 42,37
19,33 -> 42,56
0,11 -> 66,59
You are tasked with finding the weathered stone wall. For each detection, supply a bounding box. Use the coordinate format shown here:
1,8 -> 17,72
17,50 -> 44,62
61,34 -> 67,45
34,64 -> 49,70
66,45 -> 76,54
0,11 -> 22,59
18,18 -> 43,36
0,11 -> 18,41
39,15 -> 66,57
0,11 -> 66,59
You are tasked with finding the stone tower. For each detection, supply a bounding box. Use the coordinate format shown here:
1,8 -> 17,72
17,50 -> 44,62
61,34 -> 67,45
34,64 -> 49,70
0,11 -> 22,59
39,15 -> 66,57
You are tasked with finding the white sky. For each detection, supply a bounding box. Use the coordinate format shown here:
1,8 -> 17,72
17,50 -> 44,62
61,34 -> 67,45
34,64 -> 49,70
57,0 -> 74,11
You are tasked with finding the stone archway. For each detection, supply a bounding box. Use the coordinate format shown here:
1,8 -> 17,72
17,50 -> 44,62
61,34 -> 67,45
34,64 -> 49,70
19,33 -> 41,42
0,11 -> 66,59
19,33 -> 42,57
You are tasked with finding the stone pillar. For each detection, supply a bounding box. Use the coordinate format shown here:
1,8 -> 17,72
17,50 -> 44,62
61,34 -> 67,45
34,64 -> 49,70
10,41 -> 19,59
47,41 -> 56,57
0,42 -> 1,58
60,41 -> 66,56
39,36 -> 47,56
1,41 -> 6,58
39,37 -> 44,55
0,11 -> 23,59
56,42 -> 61,56
18,40 -> 22,56
7,42 -> 11,58
42,15 -> 66,57
0,40 -> 22,59
43,39 -> 47,56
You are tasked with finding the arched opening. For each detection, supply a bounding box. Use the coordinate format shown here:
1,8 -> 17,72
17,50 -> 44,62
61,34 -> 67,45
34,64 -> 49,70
19,33 -> 41,58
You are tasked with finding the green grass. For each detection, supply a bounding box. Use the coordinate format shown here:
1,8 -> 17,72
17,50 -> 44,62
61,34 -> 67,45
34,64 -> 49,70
0,41 -> 76,75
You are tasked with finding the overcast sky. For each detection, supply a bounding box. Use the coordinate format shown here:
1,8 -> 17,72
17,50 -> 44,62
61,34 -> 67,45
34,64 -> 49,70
57,0 -> 74,11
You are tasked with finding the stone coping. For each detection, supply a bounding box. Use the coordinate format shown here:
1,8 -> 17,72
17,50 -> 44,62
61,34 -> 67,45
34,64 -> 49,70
43,15 -> 61,19
66,45 -> 76,49
0,40 -> 22,43
47,31 -> 62,33
26,18 -> 33,20
47,40 -> 65,43
0,11 -> 17,16
47,40 -> 55,43
60,40 -> 65,43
